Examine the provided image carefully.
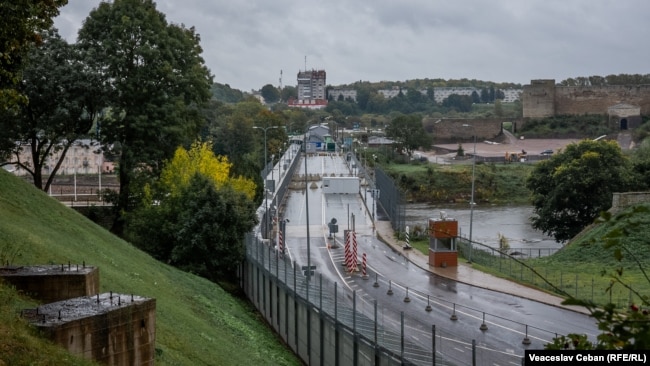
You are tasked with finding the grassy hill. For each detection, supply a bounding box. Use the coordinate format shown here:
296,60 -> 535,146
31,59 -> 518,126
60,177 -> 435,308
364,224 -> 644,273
525,204 -> 650,305
0,170 -> 300,366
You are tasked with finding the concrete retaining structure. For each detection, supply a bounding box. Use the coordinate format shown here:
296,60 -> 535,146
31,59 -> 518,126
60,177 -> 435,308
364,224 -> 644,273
24,293 -> 156,365
611,192 -> 650,213
0,264 -> 99,303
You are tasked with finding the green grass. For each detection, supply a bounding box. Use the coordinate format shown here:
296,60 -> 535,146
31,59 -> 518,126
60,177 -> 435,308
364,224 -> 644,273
0,170 -> 300,366
384,161 -> 534,204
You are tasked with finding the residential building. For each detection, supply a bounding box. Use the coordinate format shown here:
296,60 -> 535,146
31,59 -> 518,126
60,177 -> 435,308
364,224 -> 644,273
377,86 -> 402,99
432,87 -> 479,104
328,88 -> 357,102
289,69 -> 328,110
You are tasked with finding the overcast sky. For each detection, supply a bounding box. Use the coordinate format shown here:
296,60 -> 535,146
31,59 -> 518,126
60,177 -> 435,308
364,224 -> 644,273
54,0 -> 650,92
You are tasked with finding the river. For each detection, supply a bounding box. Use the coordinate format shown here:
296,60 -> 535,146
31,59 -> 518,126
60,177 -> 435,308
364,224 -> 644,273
404,203 -> 563,252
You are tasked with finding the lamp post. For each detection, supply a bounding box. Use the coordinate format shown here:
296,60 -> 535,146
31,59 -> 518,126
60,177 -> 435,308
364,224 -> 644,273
462,124 -> 476,263
254,125 -> 279,239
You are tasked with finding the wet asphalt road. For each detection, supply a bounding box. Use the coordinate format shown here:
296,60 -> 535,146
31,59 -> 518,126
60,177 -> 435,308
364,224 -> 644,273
280,153 -> 599,365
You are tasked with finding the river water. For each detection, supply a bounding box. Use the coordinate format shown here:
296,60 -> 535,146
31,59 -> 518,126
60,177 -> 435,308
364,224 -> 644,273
404,203 -> 563,252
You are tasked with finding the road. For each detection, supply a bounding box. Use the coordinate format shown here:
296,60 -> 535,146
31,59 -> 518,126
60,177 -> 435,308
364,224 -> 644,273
279,152 -> 599,365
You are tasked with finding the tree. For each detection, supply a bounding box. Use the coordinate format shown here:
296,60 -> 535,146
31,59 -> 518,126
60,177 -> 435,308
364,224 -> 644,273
160,141 -> 255,200
494,99 -> 503,117
260,84 -> 280,103
280,85 -> 297,102
442,94 -> 473,112
526,140 -> 633,242
385,114 -> 431,157
127,141 -> 257,281
0,29 -> 107,191
77,0 -> 213,235
169,174 -> 257,281
0,0 -> 67,111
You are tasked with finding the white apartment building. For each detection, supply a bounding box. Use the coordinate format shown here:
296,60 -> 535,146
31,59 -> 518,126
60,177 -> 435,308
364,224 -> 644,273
377,87 -> 402,99
432,87 -> 479,104
501,89 -> 523,103
328,88 -> 357,102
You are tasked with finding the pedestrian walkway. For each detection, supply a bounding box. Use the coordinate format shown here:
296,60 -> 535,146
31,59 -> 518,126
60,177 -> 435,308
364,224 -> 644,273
373,220 -> 591,315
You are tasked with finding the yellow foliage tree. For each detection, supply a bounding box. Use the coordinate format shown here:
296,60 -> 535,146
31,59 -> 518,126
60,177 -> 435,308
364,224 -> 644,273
160,141 -> 256,200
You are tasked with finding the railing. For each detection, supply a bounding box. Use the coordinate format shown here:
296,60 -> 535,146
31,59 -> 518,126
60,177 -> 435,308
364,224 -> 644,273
456,237 -> 642,307
241,232 -> 586,365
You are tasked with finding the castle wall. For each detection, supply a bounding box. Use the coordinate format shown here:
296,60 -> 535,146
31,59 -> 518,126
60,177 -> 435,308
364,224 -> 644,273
555,85 -> 650,116
523,79 -> 650,119
522,80 -> 556,118
427,118 -> 504,143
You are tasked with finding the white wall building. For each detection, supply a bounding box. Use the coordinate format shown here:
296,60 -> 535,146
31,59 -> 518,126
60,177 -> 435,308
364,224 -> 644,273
6,139 -> 111,177
328,88 -> 357,102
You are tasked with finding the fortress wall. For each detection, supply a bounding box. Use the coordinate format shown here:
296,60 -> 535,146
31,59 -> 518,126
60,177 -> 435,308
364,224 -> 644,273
523,79 -> 650,118
523,80 -> 556,118
555,85 -> 650,116
427,118 -> 504,143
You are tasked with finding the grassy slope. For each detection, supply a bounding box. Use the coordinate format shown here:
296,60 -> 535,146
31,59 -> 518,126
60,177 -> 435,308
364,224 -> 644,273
408,203 -> 650,306
524,204 -> 650,304
0,170 -> 300,366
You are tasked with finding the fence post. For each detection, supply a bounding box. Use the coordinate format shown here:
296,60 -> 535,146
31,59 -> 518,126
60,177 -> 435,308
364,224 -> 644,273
353,290 -> 358,366
400,312 -> 405,362
472,339 -> 476,366
432,324 -> 436,366
335,282 -> 339,366
374,300 -> 379,364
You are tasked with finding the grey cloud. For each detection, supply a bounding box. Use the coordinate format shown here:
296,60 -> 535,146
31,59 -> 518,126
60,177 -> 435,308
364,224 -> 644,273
55,0 -> 650,91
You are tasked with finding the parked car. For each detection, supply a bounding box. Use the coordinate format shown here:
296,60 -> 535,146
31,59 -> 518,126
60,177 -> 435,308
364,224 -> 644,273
541,149 -> 553,155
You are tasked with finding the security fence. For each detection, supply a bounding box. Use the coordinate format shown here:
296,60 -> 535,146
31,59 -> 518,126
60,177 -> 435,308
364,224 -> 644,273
374,167 -> 406,233
239,234 -> 566,366
456,237 -> 642,308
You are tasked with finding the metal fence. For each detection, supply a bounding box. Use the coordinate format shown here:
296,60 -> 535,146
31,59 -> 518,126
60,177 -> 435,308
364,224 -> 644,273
456,237 -> 642,308
239,234 -> 573,365
374,167 -> 405,233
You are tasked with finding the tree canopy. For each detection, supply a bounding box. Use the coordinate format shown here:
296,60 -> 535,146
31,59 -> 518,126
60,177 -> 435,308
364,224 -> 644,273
127,141 -> 257,281
0,0 -> 67,110
385,114 -> 431,157
526,140 -> 633,242
260,84 -> 280,103
0,29 -> 107,191
160,141 -> 256,200
77,0 -> 213,235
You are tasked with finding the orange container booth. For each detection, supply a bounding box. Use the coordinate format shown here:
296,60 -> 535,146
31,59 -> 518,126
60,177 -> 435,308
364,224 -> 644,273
428,217 -> 458,267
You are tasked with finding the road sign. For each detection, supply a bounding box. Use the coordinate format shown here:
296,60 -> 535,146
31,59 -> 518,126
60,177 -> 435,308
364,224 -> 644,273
301,265 -> 316,277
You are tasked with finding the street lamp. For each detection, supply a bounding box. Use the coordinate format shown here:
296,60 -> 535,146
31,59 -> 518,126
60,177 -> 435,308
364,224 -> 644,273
253,125 -> 279,239
462,124 -> 476,263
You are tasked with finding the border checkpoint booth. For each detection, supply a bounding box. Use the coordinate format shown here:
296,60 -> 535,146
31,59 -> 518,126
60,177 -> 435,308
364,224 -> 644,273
428,214 -> 458,267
